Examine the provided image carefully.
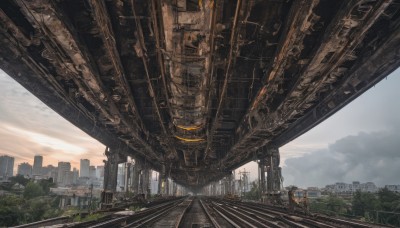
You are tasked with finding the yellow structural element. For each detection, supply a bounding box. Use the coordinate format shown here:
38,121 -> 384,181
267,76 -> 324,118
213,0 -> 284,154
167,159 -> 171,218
174,135 -> 205,142
176,125 -> 202,131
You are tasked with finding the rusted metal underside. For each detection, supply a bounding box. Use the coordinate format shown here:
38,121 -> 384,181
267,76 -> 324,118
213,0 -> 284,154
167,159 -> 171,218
1,0 -> 400,188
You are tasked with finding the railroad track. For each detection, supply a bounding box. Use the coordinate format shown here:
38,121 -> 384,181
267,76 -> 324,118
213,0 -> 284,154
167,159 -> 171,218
69,196 -> 393,227
68,197 -> 186,228
210,199 -> 392,228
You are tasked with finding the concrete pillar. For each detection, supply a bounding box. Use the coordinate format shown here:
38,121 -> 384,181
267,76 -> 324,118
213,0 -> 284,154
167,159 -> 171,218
172,181 -> 177,196
102,147 -> 127,207
166,178 -> 170,196
266,148 -> 282,203
212,182 -> 216,196
158,163 -> 166,195
131,158 -> 142,195
124,162 -> 130,193
142,162 -> 151,199
259,158 -> 266,201
157,171 -> 162,194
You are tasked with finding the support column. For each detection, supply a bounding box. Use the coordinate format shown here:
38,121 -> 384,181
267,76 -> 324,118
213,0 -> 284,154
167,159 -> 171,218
165,162 -> 170,196
124,162 -> 130,193
132,158 -> 142,195
165,178 -> 170,196
172,181 -> 177,196
142,162 -> 151,199
266,147 -> 282,204
259,158 -> 266,202
101,147 -> 127,208
158,163 -> 166,195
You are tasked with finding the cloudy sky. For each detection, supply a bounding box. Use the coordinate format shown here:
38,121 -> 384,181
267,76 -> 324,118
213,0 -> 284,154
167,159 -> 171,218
238,68 -> 400,188
0,68 -> 399,187
0,70 -> 105,169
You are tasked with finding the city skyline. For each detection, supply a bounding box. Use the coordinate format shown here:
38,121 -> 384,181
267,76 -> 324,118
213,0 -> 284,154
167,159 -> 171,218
0,153 -> 103,174
1,68 -> 400,187
1,152 -> 399,189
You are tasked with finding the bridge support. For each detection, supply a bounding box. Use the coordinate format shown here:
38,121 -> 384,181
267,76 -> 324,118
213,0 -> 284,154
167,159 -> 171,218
166,177 -> 170,196
130,157 -> 152,199
259,158 -> 267,202
101,147 -> 127,208
210,182 -> 216,196
172,181 -> 177,196
131,158 -> 142,195
158,163 -> 169,195
158,163 -> 166,195
266,148 -> 282,204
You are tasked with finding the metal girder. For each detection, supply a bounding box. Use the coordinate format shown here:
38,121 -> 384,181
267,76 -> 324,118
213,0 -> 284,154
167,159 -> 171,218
130,0 -> 178,159
11,0 -> 161,162
220,0 -> 398,170
1,0 -> 400,188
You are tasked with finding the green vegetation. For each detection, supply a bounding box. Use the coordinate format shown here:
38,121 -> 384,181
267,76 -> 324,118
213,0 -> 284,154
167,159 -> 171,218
0,176 -> 62,227
309,188 -> 400,226
309,195 -> 350,216
243,181 -> 260,200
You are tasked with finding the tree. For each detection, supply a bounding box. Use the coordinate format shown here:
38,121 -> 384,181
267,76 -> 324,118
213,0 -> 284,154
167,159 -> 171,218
377,188 -> 400,226
0,195 -> 25,226
378,188 -> 400,211
9,175 -> 30,187
37,179 -> 56,194
24,198 -> 50,222
352,190 -> 380,217
23,182 -> 44,199
326,195 -> 347,214
244,181 -> 260,200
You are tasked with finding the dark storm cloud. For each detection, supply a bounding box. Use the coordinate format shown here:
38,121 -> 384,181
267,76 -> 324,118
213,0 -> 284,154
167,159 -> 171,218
283,126 -> 400,188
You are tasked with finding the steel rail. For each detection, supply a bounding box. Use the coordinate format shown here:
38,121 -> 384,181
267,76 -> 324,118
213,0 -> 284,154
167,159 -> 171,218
199,199 -> 222,228
175,198 -> 194,228
226,200 -> 390,228
220,201 -> 315,228
211,202 -> 258,228
211,205 -> 241,228
78,197 -> 186,228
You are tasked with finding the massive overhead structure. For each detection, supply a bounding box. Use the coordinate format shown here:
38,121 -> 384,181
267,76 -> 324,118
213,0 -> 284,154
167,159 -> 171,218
1,0 -> 400,188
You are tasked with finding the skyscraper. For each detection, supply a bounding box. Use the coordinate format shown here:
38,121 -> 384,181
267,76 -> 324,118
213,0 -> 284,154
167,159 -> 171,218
33,155 -> 43,176
0,155 -> 14,180
89,165 -> 96,179
72,168 -> 79,184
80,159 -> 90,177
96,165 -> 104,179
57,162 -> 71,186
17,162 -> 32,177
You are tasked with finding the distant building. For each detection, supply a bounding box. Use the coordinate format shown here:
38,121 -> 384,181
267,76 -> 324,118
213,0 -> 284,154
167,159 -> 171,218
77,177 -> 91,187
41,165 -> 55,177
80,159 -> 90,178
0,155 -> 14,180
89,166 -> 96,179
33,155 -> 43,176
324,181 -> 378,195
50,187 -> 101,209
306,187 -> 321,198
41,165 -> 57,182
72,168 -> 79,184
17,162 -> 32,178
385,185 -> 400,192
57,162 -> 71,187
361,182 -> 378,193
96,165 -> 104,179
